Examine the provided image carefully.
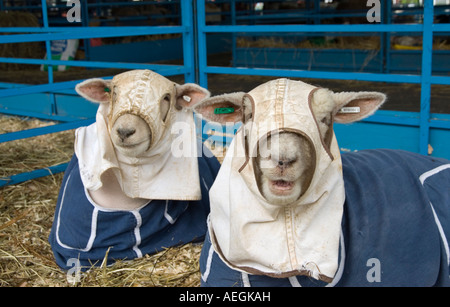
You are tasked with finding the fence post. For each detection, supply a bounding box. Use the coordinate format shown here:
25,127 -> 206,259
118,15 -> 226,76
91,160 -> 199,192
181,0 -> 196,83
419,1 -> 434,156
196,0 -> 208,88
40,0 -> 58,116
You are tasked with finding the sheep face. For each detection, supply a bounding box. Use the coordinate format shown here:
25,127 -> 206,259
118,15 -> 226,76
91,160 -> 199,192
194,79 -> 386,206
255,131 -> 314,206
76,70 -> 210,158
253,89 -> 334,206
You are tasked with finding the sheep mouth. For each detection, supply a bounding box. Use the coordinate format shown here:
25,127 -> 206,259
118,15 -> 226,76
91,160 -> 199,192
119,140 -> 147,148
269,180 -> 294,194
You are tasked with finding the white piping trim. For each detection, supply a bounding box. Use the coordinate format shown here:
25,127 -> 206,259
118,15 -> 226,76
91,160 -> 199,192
327,230 -> 346,287
202,177 -> 209,192
419,164 -> 450,268
131,210 -> 143,258
241,272 -> 251,287
419,164 -> 450,185
56,174 -> 97,252
201,244 -> 215,283
288,276 -> 301,287
164,200 -> 177,224
428,202 -> 449,267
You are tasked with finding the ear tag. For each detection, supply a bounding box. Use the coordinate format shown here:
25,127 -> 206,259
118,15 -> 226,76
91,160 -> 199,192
183,95 -> 191,102
104,87 -> 111,92
214,107 -> 235,114
338,107 -> 360,114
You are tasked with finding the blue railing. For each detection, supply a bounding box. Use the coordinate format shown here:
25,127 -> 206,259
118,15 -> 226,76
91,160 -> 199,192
196,0 -> 450,160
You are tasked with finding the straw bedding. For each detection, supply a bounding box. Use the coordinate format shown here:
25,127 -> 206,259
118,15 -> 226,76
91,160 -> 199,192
0,115 -> 208,287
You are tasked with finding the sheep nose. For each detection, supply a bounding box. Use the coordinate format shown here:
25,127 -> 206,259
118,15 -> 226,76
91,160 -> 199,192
117,128 -> 136,141
278,158 -> 296,168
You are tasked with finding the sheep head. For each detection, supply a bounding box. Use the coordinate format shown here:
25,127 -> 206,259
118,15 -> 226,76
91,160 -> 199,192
194,79 -> 386,206
76,70 -> 210,157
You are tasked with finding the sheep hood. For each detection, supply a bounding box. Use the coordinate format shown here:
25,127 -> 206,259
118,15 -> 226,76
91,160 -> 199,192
208,78 -> 345,283
74,70 -> 201,201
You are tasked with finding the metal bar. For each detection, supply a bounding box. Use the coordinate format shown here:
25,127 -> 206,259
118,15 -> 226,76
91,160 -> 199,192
40,0 -> 57,118
431,76 -> 450,85
0,64 -> 186,99
384,0 -> 391,74
364,112 -> 420,127
231,0 -> 237,67
0,163 -> 69,188
419,1 -> 434,156
429,119 -> 450,130
180,0 -> 195,83
203,66 -> 422,84
0,119 -> 94,144
84,0 -> 180,8
433,24 -> 450,32
196,0 -> 208,88
0,26 -> 182,33
362,112 -> 450,130
81,0 -> 91,61
0,108 -> 86,122
192,0 -> 200,84
201,24 -> 423,33
0,80 -> 87,98
0,57 -> 186,73
0,26 -> 187,44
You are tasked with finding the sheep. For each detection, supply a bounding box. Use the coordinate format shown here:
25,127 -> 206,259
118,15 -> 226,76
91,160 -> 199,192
48,69 -> 221,271
195,78 -> 450,287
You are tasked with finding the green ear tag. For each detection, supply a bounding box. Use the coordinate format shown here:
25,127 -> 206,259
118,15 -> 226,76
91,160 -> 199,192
214,107 -> 234,114
104,87 -> 110,92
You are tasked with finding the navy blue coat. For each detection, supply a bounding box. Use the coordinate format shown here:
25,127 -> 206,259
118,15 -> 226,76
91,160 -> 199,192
49,143 -> 220,271
200,149 -> 450,287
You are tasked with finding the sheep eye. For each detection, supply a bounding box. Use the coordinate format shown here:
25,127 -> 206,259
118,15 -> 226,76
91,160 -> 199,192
321,115 -> 331,125
111,88 -> 117,102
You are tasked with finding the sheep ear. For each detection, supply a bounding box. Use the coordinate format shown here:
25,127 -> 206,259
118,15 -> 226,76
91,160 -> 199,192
193,92 -> 246,125
75,78 -> 112,104
332,91 -> 386,124
175,83 -> 210,110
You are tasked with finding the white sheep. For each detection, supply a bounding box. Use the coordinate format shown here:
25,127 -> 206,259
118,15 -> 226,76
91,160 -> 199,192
49,69 -> 221,271
195,78 -> 450,287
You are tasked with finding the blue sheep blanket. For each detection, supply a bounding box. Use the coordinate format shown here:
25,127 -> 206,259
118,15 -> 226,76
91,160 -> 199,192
200,149 -> 450,287
49,143 -> 220,271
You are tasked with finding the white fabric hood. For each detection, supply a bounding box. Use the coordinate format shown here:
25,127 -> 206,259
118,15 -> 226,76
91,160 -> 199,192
74,70 -> 201,201
208,78 -> 345,282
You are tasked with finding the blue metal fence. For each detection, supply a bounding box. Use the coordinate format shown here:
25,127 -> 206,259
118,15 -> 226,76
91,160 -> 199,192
196,0 -> 450,160
0,0 -> 196,187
